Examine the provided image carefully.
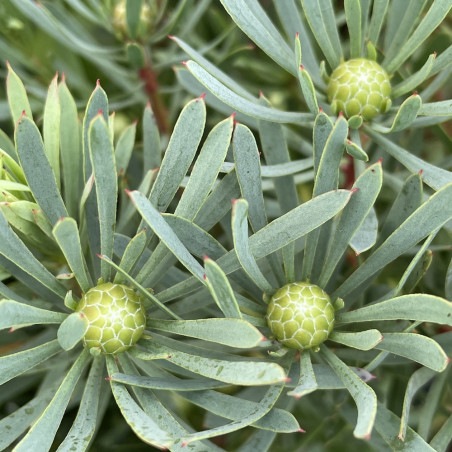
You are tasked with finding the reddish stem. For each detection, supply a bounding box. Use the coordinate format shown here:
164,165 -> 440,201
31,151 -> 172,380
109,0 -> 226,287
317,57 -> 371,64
138,65 -> 169,134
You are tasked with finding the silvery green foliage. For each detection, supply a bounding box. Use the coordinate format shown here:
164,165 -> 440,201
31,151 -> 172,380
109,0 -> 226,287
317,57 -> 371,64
0,2 -> 452,452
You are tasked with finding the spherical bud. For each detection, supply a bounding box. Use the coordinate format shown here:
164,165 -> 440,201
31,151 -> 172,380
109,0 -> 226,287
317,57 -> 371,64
327,58 -> 391,121
76,282 -> 146,354
266,282 -> 335,350
112,0 -> 156,40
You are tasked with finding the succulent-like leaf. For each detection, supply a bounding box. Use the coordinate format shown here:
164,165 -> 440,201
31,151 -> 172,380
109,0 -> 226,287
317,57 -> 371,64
146,318 -> 264,348
0,299 -> 67,330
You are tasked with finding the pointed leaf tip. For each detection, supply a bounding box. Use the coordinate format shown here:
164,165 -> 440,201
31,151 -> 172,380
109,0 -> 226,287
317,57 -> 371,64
198,92 -> 206,100
181,61 -> 187,66
295,32 -> 299,38
298,428 -> 306,433
96,79 -> 101,86
285,377 -> 291,383
168,35 -> 175,40
300,64 -> 305,70
318,106 -> 323,112
202,254 -> 211,261
351,187 -> 360,193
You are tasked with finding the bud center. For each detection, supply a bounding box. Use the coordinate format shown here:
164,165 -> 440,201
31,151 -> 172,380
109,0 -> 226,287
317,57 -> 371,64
327,58 -> 391,121
266,282 -> 335,350
76,282 -> 146,355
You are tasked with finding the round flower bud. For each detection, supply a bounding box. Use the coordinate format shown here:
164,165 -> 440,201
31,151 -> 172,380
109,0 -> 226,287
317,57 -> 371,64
327,58 -> 391,121
112,0 -> 156,40
266,282 -> 335,350
76,282 -> 146,355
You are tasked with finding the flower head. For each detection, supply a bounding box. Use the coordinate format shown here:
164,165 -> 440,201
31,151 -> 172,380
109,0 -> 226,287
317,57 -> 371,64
327,58 -> 392,120
76,282 -> 146,354
266,282 -> 335,350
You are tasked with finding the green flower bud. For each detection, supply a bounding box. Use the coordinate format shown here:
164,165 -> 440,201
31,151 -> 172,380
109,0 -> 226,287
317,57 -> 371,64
76,282 -> 146,355
112,1 -> 156,40
327,58 -> 392,121
266,282 -> 335,350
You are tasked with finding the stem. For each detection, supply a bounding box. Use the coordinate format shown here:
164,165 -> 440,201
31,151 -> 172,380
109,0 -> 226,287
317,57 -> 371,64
138,63 -> 169,134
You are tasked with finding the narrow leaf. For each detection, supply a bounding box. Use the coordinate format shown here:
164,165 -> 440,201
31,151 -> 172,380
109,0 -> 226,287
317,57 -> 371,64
319,161 -> 382,287
185,60 -> 312,124
345,0 -> 362,58
105,356 -> 174,449
14,350 -> 91,452
89,114 -> 117,281
287,350 -> 318,398
53,217 -> 93,293
57,312 -> 88,351
6,62 -> 32,124
15,116 -> 68,225
399,367 -> 436,441
320,344 -> 377,439
175,115 -> 233,220
300,0 -> 343,69
43,74 -> 61,188
204,257 -> 242,318
384,0 -> 452,74
232,199 -> 273,293
57,357 -> 105,452
334,183 -> 452,299
59,78 -> 81,218
130,190 -> 206,283
0,209 -> 67,301
364,127 -> 452,190
336,294 -> 452,326
371,94 -> 422,133
297,65 -> 318,114
141,339 -> 287,386
115,121 -> 137,175
146,318 -> 264,348
219,0 -> 296,74
150,97 -> 205,212
142,103 -> 161,173
374,402 -> 436,451
376,333 -> 448,372
233,124 -> 267,232
392,53 -> 436,98
0,299 -> 67,330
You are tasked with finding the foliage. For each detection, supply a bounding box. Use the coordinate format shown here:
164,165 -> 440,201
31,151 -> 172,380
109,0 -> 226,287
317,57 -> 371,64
0,1 -> 452,451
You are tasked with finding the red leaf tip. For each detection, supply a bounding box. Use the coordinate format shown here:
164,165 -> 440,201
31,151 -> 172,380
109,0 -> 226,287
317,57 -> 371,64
295,32 -> 299,38
168,35 -> 175,40
351,187 -> 360,193
96,79 -> 101,86
298,428 -> 306,433
20,110 -> 27,119
181,61 -> 188,67
413,91 -> 418,96
105,376 -> 112,381
198,92 -> 206,100
284,377 -> 292,383
378,157 -> 383,163
203,274 -> 207,280
300,64 -> 305,70
96,254 -> 102,258
338,111 -> 344,117
97,109 -> 103,116
259,90 -> 264,98
202,254 -> 211,261
318,106 -> 323,113
124,189 -> 132,195
418,169 -> 424,175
